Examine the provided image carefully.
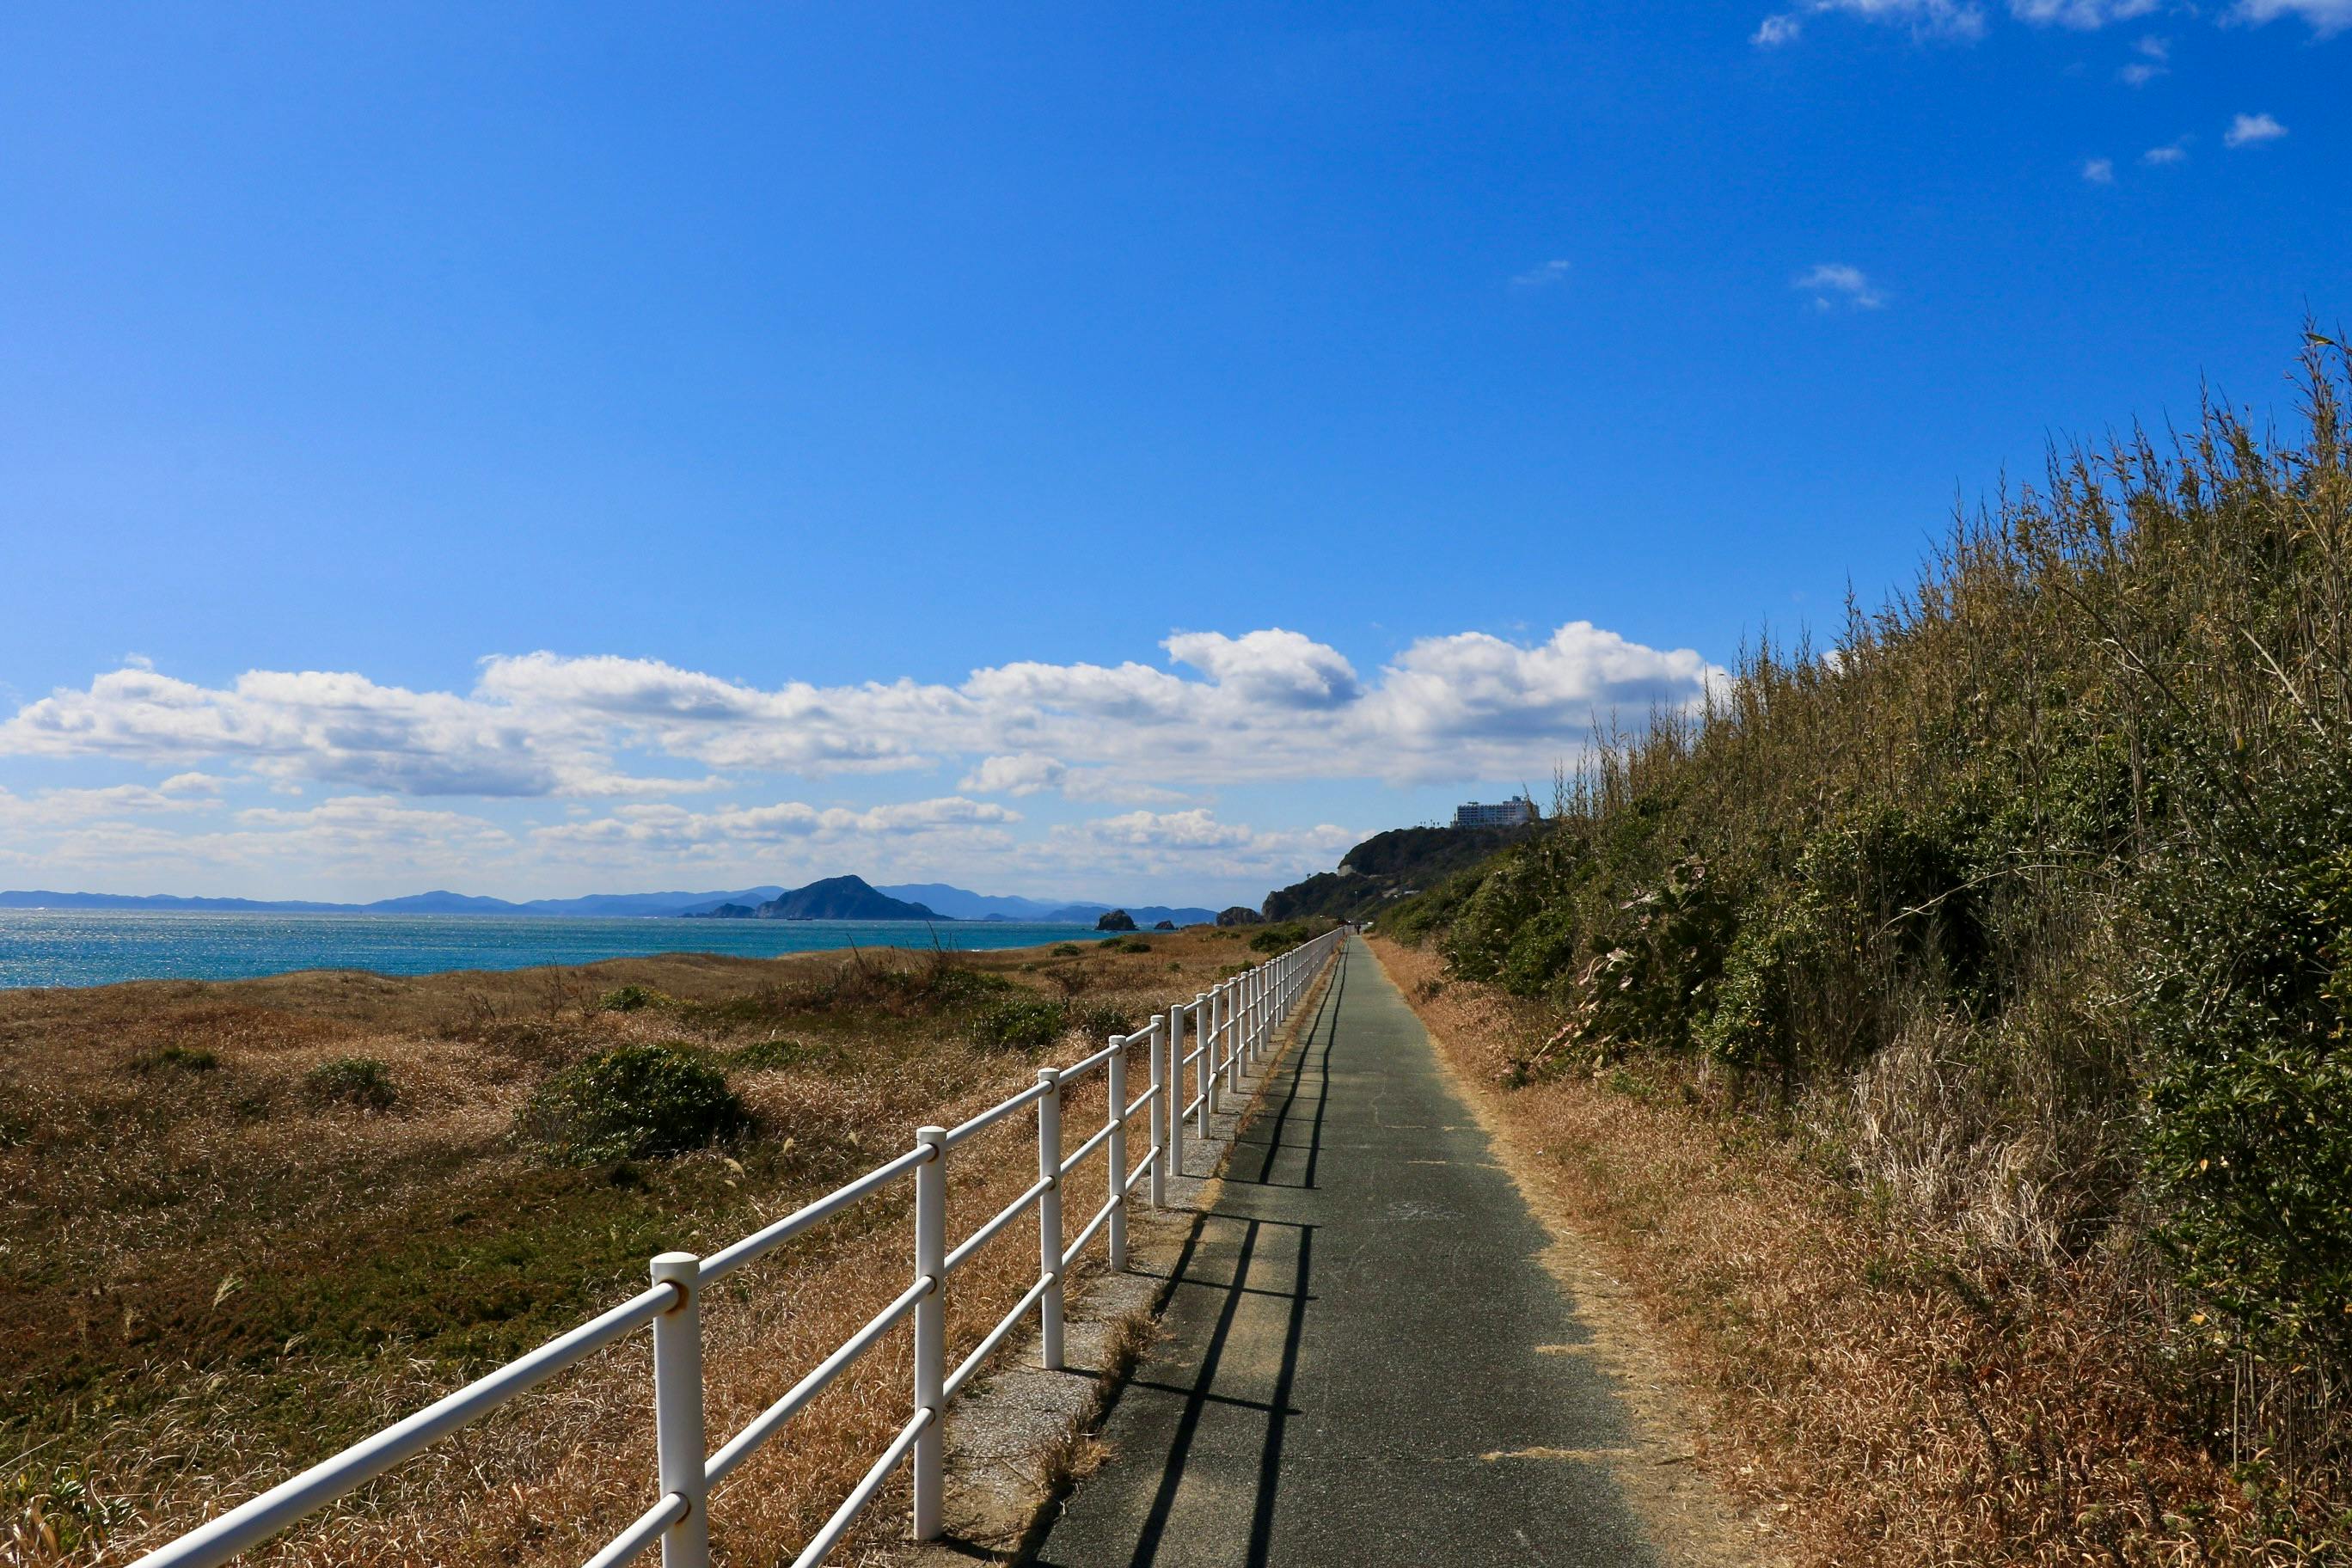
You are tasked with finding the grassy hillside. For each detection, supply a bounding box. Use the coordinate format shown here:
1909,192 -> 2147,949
1262,823 -> 1540,924
1389,339 -> 2352,1558
0,928 -> 1265,1565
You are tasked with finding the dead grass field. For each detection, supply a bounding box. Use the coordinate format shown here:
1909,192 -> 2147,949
1369,937 -> 2347,1568
0,926 -> 1283,1565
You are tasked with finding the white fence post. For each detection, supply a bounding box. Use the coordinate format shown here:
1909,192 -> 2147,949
1106,1039 -> 1129,1271
1232,983 -> 1251,1090
1147,1014 -> 1167,1207
1168,1004 -> 1188,1180
649,1253 -> 711,1568
1036,1067 -> 1065,1370
911,1126 -> 946,1540
1202,989 -> 1221,1118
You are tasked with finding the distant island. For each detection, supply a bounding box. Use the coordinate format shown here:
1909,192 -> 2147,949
680,876 -> 940,922
1,879 -> 1227,926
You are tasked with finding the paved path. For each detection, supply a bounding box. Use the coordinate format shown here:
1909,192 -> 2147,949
1031,937 -> 1663,1568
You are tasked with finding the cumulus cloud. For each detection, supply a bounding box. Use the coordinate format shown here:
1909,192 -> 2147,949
1511,259 -> 1573,288
2009,0 -> 2156,26
2233,0 -> 2352,31
2224,112 -> 2289,147
1763,0 -> 2341,39
1,620 -> 1718,798
2142,138 -> 2190,164
1163,629 -> 1362,708
959,754 -> 1070,797
2118,32 -> 2170,82
0,774 -> 226,830
2081,156 -> 2116,183
1043,811 -> 1362,883
532,795 -> 1021,860
1795,263 -> 1887,310
1750,0 -> 1986,42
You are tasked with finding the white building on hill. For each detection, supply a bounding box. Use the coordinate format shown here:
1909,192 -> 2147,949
1452,796 -> 1536,829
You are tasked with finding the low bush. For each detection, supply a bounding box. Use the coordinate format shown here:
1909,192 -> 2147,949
1119,940 -> 1153,954
516,1044 -> 748,1165
1050,943 -> 1082,957
969,997 -> 1068,1052
1069,1001 -> 1131,1041
597,984 -> 670,1013
304,1056 -> 397,1111
1248,922 -> 1314,956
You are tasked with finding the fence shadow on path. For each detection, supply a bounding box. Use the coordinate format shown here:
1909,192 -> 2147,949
1028,951 -> 1351,1568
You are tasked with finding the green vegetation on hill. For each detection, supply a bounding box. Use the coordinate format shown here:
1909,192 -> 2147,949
1263,824 -> 1539,924
1391,340 -> 2352,1527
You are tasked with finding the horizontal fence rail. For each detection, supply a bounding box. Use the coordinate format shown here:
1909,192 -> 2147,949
130,926 -> 1349,1568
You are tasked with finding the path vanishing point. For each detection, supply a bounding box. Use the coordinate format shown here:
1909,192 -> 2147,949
1030,935 -> 1667,1567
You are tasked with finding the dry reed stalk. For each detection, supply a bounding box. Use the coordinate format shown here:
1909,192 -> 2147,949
1372,937 -> 2348,1568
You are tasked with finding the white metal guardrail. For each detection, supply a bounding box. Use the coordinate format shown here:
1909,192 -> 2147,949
130,926 -> 1349,1568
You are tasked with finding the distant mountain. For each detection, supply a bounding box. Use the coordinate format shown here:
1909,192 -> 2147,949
875,883 -> 1217,927
0,880 -> 1213,923
683,876 -> 944,922
0,890 -> 356,914
364,890 -> 534,915
874,883 -> 1068,922
2,885 -> 793,917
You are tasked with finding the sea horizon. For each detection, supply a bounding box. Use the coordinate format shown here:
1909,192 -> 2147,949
0,907 -> 1097,990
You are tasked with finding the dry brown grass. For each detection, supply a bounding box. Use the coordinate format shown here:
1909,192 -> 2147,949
1370,937 -> 2349,1568
0,928 -> 1264,1565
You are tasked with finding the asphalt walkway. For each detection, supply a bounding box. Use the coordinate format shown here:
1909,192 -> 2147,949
1030,936 -> 1663,1568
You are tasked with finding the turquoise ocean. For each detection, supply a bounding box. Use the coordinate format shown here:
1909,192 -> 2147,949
0,910 -> 1092,989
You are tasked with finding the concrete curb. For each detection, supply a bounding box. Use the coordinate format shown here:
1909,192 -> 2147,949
901,958 -> 1342,1565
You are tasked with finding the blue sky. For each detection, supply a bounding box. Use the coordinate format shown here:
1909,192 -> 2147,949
0,0 -> 2343,906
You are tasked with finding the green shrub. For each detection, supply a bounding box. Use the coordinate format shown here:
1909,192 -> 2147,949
2141,754 -> 2352,1357
1069,1001 -> 1131,1041
305,1056 -> 397,1111
1097,936 -> 1124,949
517,1044 -> 747,1165
1051,943 -> 1082,957
971,997 -> 1068,1051
1119,939 -> 1153,954
1248,922 -> 1312,956
597,984 -> 670,1013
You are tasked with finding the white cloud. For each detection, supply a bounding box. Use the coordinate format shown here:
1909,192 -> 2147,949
959,754 -> 1069,797
530,795 -> 1021,862
2142,138 -> 2190,163
1753,13 -> 1805,43
4,620 -> 1716,796
1044,811 -> 1362,884
1823,0 -> 1988,37
0,621 -> 1717,901
1511,259 -> 1573,288
2223,112 -> 2289,147
2081,156 -> 2116,183
2118,34 -> 2171,81
0,775 -> 225,830
2009,0 -> 2157,26
1163,628 -> 1362,708
2233,0 -> 2352,32
1794,262 -> 1887,310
